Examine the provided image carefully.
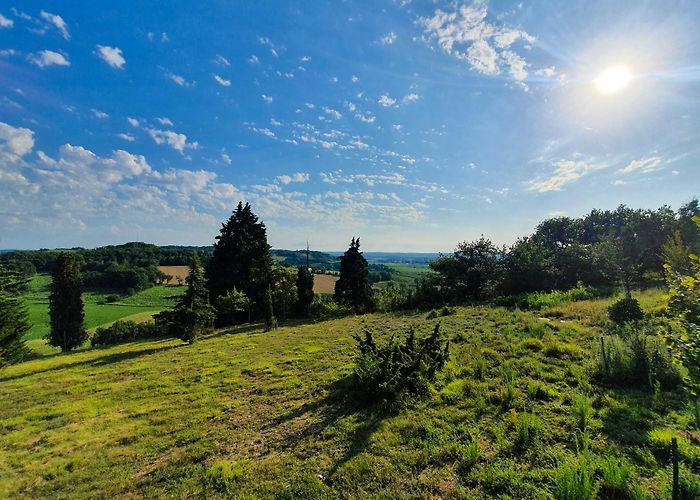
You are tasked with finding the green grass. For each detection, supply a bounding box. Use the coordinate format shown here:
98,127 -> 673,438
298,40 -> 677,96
22,274 -> 185,353
1,291 -> 697,497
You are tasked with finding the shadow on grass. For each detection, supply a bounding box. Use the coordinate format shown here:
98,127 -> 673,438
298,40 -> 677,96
0,340 -> 181,383
262,375 -> 389,478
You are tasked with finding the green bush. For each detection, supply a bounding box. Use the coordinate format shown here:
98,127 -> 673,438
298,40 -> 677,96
512,411 -> 542,450
572,393 -> 594,431
91,320 -> 160,347
473,358 -> 486,380
554,457 -> 596,500
309,294 -> 347,318
352,323 -> 449,407
598,457 -> 634,499
608,297 -> 644,325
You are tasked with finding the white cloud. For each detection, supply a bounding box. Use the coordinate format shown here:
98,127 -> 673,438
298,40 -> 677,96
248,55 -> 260,64
251,127 -> 276,138
356,113 -> 376,124
421,4 -> 535,86
323,107 -> 342,120
380,32 -> 397,45
91,109 -> 109,119
0,14 -> 14,28
0,122 -> 34,162
393,124 -> 403,131
527,159 -> 608,192
277,172 -> 310,184
351,75 -> 359,83
0,49 -> 19,57
155,117 -> 173,126
117,133 -> 135,142
95,45 -> 125,69
28,50 -> 70,68
40,10 -> 70,40
36,150 -> 55,165
164,70 -> 194,87
213,74 -> 231,87
378,95 -> 397,107
221,152 -> 232,165
213,54 -> 230,66
146,128 -> 199,153
620,156 -> 664,174
127,117 -> 140,128
270,118 -> 282,126
261,94 -> 273,104
301,55 -> 311,62
402,93 -> 420,104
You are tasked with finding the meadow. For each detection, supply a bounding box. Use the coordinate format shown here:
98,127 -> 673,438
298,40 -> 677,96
22,274 -> 185,355
1,288 -> 696,498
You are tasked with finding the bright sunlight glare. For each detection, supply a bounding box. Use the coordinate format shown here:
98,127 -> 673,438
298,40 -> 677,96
594,65 -> 633,94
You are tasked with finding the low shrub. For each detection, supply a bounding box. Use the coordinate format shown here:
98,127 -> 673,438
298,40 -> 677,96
554,457 -> 597,500
572,393 -> 594,431
608,297 -> 644,325
512,411 -> 542,450
500,284 -> 600,310
543,339 -> 584,359
104,294 -> 120,304
203,460 -> 245,494
91,320 -> 160,347
473,358 -> 486,380
309,294 -> 348,318
519,337 -> 544,351
352,323 -> 450,408
598,457 -> 634,499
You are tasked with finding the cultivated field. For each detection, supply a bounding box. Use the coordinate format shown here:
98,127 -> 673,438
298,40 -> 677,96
22,274 -> 186,355
158,265 -> 190,285
313,273 -> 338,294
1,289 -> 693,498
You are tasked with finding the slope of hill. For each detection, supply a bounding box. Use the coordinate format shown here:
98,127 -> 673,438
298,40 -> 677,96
0,290 -> 691,498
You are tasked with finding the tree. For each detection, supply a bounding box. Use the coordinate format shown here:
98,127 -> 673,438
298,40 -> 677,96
0,264 -> 30,368
272,266 -> 297,320
47,252 -> 87,351
168,253 -> 215,343
216,288 -> 252,325
263,286 -> 276,331
207,202 -> 273,320
296,265 -> 314,317
430,237 -> 503,301
334,237 -> 375,313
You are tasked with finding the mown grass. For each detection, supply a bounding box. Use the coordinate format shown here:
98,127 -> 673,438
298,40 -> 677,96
22,274 -> 185,354
2,289 -> 697,498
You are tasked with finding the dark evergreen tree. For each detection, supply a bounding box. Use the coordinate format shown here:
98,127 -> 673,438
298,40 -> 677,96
334,237 -> 375,313
47,252 -> 87,351
296,265 -> 314,317
0,264 -> 31,368
207,202 -> 273,320
168,253 -> 215,343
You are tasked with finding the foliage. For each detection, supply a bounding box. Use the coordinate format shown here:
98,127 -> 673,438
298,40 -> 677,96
375,284 -> 409,312
263,286 -> 276,331
0,264 -> 31,367
47,252 -> 87,351
159,253 -> 215,343
91,320 -> 160,346
598,457 -> 634,499
216,288 -> 252,325
295,265 -> 314,317
608,297 -> 644,325
271,266 -> 297,320
553,457 -> 597,500
334,237 -> 375,313
352,323 -> 449,407
572,393 -> 594,431
663,215 -> 700,381
499,283 -> 601,310
511,411 -> 542,450
207,202 -> 273,319
308,294 -> 347,318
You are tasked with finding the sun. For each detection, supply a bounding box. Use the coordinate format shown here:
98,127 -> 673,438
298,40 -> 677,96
594,65 -> 632,94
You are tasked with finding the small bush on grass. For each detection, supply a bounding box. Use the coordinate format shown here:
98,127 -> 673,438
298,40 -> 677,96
608,297 -> 644,325
91,320 -> 160,347
572,393 -> 594,431
473,357 -> 486,380
203,460 -> 246,494
512,410 -> 542,450
554,457 -> 597,500
352,323 -> 449,408
598,457 -> 634,499
520,337 -> 544,351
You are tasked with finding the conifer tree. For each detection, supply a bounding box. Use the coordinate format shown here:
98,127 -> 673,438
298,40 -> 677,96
263,286 -> 276,331
296,265 -> 314,317
207,202 -> 273,319
170,253 -> 215,343
47,252 -> 87,351
334,237 -> 375,313
0,264 -> 31,368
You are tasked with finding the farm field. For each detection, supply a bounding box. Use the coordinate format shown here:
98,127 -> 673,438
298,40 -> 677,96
0,289 -> 694,498
22,274 -> 185,355
158,265 -> 190,285
313,273 -> 339,294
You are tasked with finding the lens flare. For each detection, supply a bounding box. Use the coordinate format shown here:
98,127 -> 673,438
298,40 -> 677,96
594,65 -> 632,94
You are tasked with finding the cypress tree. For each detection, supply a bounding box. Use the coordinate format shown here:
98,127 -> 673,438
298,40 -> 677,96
207,202 -> 273,319
334,237 -> 375,313
170,253 -> 215,343
264,286 -> 276,331
47,252 -> 87,351
0,264 -> 31,368
296,265 -> 314,317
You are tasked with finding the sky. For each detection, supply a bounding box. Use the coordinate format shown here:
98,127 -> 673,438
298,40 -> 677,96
1,1 -> 699,252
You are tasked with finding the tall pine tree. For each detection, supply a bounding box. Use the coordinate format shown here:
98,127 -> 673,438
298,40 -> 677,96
169,253 -> 215,343
207,202 -> 273,319
48,252 -> 87,351
296,265 -> 314,317
334,237 -> 375,313
0,264 -> 31,368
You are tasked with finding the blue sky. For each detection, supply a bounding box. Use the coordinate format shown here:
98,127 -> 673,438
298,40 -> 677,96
1,1 -> 699,251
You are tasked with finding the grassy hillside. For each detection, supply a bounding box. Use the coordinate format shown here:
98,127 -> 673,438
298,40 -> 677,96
1,290 -> 696,498
23,274 -> 185,354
